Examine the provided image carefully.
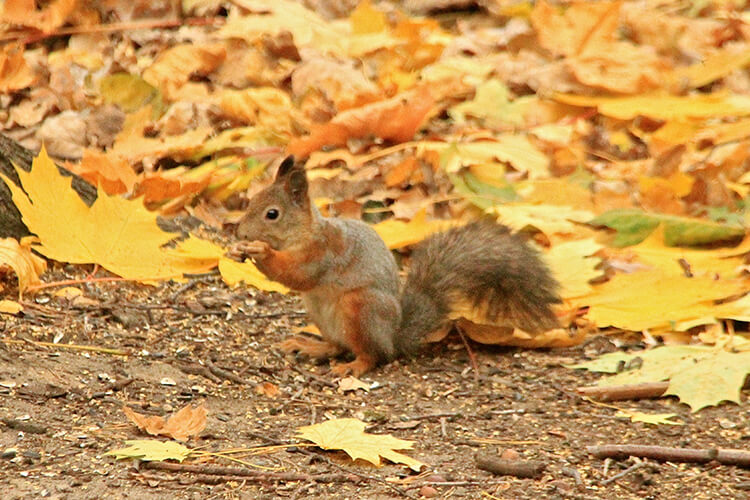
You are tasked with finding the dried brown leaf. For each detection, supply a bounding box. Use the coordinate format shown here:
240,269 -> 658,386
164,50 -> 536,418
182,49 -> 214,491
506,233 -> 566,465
288,87 -> 434,157
123,404 -> 207,442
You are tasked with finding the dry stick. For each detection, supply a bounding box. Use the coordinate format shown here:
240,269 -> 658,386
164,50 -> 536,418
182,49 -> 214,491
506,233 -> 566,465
25,276 -> 129,292
475,454 -> 546,479
577,382 -> 669,401
2,338 -> 129,356
205,359 -> 249,385
455,327 -> 480,384
140,461 -> 358,483
178,362 -> 223,384
579,378 -> 750,402
587,445 -> 750,467
601,460 -> 648,486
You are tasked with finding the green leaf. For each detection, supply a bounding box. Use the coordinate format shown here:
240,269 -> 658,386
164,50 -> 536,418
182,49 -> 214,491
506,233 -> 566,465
105,440 -> 193,462
449,172 -> 518,209
590,209 -> 745,247
570,338 -> 750,411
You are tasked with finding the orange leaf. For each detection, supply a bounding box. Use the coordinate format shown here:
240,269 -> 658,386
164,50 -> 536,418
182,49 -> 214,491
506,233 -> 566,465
142,43 -> 226,96
255,382 -> 280,397
1,0 -> 77,33
66,150 -> 138,195
0,44 -> 36,93
123,404 -> 207,442
288,87 -> 434,157
134,170 -> 211,205
385,156 -> 419,187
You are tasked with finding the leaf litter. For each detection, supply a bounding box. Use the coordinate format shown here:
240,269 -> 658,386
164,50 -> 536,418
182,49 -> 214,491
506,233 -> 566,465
2,0 -> 750,497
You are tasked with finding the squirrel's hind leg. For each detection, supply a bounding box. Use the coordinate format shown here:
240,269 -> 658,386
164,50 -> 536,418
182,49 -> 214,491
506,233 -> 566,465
277,336 -> 342,359
329,288 -> 398,377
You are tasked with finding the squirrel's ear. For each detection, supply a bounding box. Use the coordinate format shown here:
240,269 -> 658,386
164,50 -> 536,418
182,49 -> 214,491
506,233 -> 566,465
275,155 -> 296,181
286,168 -> 309,207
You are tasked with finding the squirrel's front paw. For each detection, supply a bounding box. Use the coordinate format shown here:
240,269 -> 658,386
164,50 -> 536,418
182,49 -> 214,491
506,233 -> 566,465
226,240 -> 270,261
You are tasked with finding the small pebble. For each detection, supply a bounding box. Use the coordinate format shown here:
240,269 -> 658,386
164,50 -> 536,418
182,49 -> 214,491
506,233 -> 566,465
22,450 -> 41,460
420,485 -> 439,498
2,448 -> 17,459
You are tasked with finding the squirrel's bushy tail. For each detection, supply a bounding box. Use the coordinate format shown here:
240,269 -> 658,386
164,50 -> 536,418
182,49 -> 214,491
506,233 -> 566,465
395,221 -> 561,357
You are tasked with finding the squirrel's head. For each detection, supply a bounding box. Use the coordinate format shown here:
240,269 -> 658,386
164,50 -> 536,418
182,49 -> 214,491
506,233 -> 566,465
236,155 -> 313,250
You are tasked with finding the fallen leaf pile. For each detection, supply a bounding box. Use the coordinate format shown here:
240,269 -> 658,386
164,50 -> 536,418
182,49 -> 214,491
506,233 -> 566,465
1,0 -> 750,409
572,336 -> 750,412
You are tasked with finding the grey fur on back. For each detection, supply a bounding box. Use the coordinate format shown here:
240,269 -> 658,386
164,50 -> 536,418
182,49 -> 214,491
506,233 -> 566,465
319,216 -> 399,295
396,221 -> 561,356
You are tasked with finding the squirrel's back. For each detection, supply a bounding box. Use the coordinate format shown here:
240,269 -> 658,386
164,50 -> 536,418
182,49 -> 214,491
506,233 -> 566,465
396,221 -> 561,356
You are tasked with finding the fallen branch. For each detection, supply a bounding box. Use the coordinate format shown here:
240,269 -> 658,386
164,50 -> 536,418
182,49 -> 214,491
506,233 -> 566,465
601,459 -> 648,485
206,359 -> 249,385
587,445 -> 750,467
140,461 -> 360,483
577,382 -> 668,401
475,454 -> 546,479
2,338 -> 130,356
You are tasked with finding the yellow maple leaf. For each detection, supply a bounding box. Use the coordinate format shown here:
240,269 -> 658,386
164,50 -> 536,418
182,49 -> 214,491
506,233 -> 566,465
625,229 -> 750,279
517,178 -> 595,211
350,0 -> 387,34
373,209 -> 458,250
296,418 -> 424,471
219,0 -> 346,55
487,203 -> 594,236
0,148 -> 217,281
142,43 -> 226,94
555,92 -> 750,121
419,138 -> 549,178
0,300 -> 23,314
218,257 -> 289,294
0,236 -> 47,297
674,46 -> 750,89
215,87 -> 293,134
583,269 -> 747,331
544,239 -> 603,299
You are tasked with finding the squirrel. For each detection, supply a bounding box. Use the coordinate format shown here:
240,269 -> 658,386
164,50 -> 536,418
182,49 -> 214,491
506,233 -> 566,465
231,155 -> 561,377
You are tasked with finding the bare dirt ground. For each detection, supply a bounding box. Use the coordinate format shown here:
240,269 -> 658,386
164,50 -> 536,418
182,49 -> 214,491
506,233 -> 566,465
2,266 -> 749,500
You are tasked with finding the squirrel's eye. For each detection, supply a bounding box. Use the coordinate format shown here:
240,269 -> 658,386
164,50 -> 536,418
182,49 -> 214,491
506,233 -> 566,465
265,208 -> 279,220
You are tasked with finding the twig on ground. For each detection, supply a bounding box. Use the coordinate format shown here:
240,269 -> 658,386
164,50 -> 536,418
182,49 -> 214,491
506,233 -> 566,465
178,362 -> 223,384
475,454 -> 546,479
405,411 -> 461,421
455,326 -> 480,384
601,459 -> 648,486
140,461 -> 359,483
560,466 -> 584,488
577,382 -> 669,401
2,338 -> 129,356
206,359 -> 249,385
588,445 -> 750,467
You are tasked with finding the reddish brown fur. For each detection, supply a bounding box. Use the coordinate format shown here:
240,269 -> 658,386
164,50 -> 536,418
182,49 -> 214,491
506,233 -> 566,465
255,244 -> 326,291
277,336 -> 342,358
329,290 -> 377,377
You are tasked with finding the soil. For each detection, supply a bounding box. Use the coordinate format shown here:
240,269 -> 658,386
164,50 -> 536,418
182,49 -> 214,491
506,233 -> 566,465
1,268 -> 749,500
